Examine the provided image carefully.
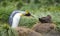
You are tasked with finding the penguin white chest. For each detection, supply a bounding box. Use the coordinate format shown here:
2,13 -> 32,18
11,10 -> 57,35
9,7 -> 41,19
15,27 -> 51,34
11,13 -> 21,28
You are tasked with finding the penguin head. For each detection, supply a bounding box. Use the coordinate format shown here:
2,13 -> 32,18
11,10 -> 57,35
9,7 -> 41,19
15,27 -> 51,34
24,10 -> 31,16
20,10 -> 34,17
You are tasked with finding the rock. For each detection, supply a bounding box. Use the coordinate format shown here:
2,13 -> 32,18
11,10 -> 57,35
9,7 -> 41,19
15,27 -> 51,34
39,15 -> 52,23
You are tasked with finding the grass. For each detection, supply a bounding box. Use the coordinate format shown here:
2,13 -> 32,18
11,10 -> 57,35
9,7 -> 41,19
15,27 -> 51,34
0,2 -> 60,36
0,10 -> 60,36
0,10 -> 60,28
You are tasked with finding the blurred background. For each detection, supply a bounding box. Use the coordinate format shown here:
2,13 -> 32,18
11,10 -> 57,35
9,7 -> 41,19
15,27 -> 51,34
0,0 -> 60,32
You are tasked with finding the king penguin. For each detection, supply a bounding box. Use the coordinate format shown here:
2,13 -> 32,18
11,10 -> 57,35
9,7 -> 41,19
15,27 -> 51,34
9,10 -> 32,28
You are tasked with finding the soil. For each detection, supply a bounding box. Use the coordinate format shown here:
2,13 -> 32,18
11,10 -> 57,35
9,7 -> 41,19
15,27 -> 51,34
42,30 -> 60,36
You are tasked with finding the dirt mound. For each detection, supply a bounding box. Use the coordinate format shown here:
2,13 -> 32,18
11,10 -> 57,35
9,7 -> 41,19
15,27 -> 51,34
32,22 -> 56,33
15,27 -> 42,36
